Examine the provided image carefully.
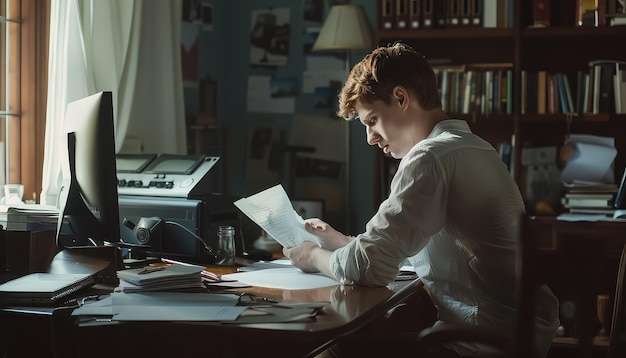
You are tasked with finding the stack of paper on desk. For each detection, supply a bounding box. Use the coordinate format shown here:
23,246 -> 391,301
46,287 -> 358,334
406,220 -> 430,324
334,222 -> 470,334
115,263 -> 204,293
71,291 -> 327,325
0,203 -> 59,231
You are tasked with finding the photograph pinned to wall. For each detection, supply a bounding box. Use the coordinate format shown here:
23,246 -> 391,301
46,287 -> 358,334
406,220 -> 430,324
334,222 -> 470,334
201,2 -> 213,31
246,127 -> 283,182
182,0 -> 202,23
250,8 -> 290,67
271,77 -> 299,98
314,86 -> 334,108
303,0 -> 324,24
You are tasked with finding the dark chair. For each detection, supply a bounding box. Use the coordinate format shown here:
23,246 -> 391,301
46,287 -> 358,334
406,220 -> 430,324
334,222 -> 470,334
608,244 -> 626,357
417,215 -> 563,358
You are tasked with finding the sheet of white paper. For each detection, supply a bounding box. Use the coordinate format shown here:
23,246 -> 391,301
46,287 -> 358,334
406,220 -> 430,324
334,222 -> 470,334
222,267 -> 340,290
233,184 -> 320,247
560,135 -> 617,183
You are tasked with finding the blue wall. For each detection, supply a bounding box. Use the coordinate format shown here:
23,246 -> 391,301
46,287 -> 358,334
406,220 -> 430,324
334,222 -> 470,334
185,0 -> 377,235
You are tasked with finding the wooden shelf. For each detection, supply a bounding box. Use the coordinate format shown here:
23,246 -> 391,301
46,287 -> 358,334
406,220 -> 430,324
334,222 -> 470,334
378,27 -> 514,40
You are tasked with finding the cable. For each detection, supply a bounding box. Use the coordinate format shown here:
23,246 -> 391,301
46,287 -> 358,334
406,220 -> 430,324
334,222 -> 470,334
164,220 -> 221,260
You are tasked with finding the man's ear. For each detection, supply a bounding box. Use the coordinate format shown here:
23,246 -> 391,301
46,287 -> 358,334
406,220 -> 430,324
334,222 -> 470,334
393,86 -> 409,110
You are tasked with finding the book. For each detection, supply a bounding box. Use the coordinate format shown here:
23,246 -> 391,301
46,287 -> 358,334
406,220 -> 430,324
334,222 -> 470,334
537,70 -> 547,114
562,197 -> 613,208
233,184 -> 320,248
532,0 -> 550,27
482,0 -> 497,28
0,272 -> 95,305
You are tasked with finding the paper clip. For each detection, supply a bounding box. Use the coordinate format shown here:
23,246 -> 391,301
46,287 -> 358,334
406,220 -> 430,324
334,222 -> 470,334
138,266 -> 166,275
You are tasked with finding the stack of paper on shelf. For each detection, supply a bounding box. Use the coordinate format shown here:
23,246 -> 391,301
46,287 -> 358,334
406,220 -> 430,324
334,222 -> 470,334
0,204 -> 59,231
115,263 -> 204,293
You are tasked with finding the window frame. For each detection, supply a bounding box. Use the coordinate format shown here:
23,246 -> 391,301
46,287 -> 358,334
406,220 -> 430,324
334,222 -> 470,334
2,0 -> 49,202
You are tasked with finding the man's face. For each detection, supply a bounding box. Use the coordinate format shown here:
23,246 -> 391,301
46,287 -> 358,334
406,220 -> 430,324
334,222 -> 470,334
355,96 -> 414,159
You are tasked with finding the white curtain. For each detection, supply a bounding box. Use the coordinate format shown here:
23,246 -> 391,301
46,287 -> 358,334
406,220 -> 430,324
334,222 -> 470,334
40,0 -> 186,206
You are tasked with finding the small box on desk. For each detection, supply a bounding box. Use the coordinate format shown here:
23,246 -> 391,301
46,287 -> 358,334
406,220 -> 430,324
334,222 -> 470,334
4,230 -> 58,276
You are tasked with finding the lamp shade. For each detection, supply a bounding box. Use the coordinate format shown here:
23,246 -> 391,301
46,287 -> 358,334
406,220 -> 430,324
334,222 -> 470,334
312,4 -> 374,52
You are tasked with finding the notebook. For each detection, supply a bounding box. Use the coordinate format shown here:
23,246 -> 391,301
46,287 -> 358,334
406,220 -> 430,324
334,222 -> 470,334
0,272 -> 96,305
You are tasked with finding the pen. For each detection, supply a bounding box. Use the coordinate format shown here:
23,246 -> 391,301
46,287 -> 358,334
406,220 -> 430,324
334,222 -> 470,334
138,266 -> 166,275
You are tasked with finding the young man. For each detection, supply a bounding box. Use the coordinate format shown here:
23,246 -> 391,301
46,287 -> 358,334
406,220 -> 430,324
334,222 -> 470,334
283,43 -> 559,357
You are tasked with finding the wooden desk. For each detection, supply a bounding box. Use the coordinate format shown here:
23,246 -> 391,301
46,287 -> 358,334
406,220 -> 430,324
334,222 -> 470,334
60,277 -> 425,358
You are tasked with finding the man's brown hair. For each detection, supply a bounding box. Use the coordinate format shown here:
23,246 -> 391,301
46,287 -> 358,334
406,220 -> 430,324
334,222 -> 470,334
337,42 -> 441,120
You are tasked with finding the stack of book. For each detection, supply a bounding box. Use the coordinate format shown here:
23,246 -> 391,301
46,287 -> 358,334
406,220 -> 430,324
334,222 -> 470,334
561,182 -> 618,215
115,263 -> 204,293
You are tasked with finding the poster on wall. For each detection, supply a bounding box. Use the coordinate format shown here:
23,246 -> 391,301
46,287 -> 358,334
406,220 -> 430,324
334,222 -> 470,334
249,8 -> 291,67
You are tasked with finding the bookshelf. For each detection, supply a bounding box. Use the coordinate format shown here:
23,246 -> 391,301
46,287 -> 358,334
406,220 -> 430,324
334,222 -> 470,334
374,0 -> 626,214
375,0 -> 626,353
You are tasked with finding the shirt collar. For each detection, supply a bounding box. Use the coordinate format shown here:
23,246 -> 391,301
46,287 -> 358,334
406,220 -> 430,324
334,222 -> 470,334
427,119 -> 471,139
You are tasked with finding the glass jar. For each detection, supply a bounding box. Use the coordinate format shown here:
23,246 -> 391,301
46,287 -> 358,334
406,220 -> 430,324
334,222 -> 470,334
216,225 -> 235,266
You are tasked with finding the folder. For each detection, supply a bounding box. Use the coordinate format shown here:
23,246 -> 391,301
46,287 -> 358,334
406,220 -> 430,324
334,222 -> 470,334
470,0 -> 483,27
460,0 -> 472,26
408,0 -> 421,29
448,0 -> 461,26
395,0 -> 409,29
422,0 -> 434,28
379,0 -> 395,30
435,0 -> 449,27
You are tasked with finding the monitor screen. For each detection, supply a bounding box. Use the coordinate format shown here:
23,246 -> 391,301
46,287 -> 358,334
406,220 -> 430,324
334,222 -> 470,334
56,91 -> 121,248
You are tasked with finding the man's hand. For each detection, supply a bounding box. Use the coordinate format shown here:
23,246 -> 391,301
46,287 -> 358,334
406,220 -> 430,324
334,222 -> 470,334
304,218 -> 353,251
283,241 -> 323,273
283,241 -> 333,278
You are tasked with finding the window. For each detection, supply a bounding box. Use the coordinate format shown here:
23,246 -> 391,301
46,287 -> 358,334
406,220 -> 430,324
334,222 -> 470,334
0,0 -> 49,202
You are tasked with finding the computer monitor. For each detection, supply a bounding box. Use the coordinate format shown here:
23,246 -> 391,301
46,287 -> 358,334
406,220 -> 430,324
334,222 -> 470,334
56,91 -> 121,248
615,168 -> 626,210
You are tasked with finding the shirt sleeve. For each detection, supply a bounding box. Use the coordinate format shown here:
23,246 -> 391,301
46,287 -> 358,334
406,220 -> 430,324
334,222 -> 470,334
329,149 -> 449,286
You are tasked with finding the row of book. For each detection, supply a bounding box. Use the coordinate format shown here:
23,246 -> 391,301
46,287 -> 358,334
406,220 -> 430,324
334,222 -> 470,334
434,63 -> 513,115
522,60 -> 626,115
432,59 -> 626,116
533,0 -> 626,28
378,0 -> 513,31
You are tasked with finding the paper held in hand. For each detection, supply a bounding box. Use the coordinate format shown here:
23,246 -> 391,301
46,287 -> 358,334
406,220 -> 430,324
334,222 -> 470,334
233,184 -> 320,247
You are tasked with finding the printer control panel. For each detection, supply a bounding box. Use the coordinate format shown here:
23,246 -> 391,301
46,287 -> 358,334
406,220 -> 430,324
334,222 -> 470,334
116,154 -> 219,198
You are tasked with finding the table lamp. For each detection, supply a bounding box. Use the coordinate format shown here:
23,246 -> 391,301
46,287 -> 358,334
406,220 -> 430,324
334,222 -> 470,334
311,4 -> 374,233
